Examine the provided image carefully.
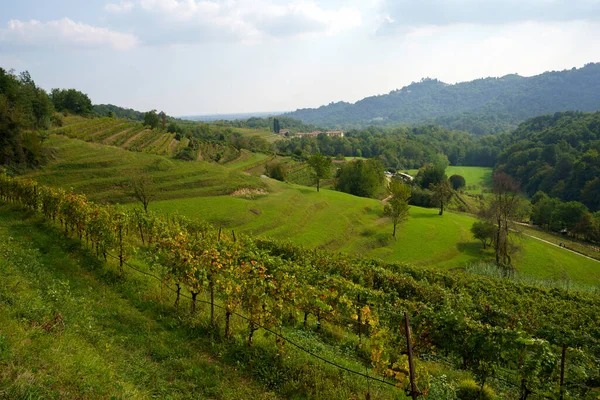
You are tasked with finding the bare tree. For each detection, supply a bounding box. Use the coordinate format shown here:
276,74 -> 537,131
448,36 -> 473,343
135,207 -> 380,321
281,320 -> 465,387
131,173 -> 155,212
480,173 -> 529,270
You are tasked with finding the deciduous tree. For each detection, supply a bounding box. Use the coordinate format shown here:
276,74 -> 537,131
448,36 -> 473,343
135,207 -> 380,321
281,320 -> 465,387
144,109 -> 160,129
383,180 -> 411,237
307,153 -> 332,192
430,179 -> 453,215
130,173 -> 155,212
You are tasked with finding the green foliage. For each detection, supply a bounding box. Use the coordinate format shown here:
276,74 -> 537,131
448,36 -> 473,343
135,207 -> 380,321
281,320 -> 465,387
275,124 -> 499,169
264,161 -> 287,181
416,164 -> 447,189
0,68 -> 52,166
470,221 -> 495,249
497,111 -> 600,211
306,153 -> 332,192
50,88 -> 92,115
93,103 -> 145,120
409,186 -> 434,208
430,179 -> 453,215
383,180 -> 411,237
273,118 -> 280,133
144,109 -> 160,129
449,174 -> 466,190
335,158 -> 384,198
455,380 -> 496,400
167,121 -> 183,134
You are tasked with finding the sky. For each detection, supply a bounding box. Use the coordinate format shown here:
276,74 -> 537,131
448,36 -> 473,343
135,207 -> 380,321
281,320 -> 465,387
1,0 -> 600,116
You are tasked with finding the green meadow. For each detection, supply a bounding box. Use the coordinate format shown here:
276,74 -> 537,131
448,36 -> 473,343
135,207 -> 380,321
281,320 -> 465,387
406,166 -> 493,195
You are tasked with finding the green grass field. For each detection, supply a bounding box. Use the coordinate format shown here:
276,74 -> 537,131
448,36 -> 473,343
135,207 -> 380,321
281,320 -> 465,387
406,166 -> 492,195
24,135 -> 600,287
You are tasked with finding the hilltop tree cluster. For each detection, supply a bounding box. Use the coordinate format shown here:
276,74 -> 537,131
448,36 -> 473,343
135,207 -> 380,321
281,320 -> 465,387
50,88 -> 93,115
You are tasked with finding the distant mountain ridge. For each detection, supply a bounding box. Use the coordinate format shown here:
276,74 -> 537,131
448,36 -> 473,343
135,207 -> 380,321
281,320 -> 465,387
285,63 -> 600,135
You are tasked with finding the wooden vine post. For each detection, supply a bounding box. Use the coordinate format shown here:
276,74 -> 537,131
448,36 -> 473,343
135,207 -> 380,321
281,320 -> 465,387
560,344 -> 566,400
404,312 -> 418,400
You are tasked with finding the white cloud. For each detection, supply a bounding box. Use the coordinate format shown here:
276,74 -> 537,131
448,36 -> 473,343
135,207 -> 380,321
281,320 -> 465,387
0,18 -> 139,50
376,0 -> 600,34
129,0 -> 361,42
105,1 -> 135,13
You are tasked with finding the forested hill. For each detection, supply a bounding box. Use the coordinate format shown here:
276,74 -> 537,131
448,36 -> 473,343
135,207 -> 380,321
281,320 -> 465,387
497,111 -> 600,211
285,63 -> 600,134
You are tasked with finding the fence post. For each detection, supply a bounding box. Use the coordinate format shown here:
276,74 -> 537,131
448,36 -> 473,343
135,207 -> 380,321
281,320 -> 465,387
357,294 -> 362,345
404,312 -> 418,400
560,344 -> 566,400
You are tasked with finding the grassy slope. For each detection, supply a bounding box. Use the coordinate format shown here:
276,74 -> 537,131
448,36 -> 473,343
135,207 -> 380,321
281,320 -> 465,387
26,136 -> 600,286
0,207 -> 279,400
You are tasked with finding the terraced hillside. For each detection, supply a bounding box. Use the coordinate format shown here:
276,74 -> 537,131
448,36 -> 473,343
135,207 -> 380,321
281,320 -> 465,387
51,117 -> 278,167
52,118 -> 185,156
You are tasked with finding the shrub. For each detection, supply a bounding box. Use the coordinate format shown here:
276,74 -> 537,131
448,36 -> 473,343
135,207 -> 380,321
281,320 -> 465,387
265,162 -> 287,181
449,174 -> 466,190
410,186 -> 434,207
456,379 -> 496,400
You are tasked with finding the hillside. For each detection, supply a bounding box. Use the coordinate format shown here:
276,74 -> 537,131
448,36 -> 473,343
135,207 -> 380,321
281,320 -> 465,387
285,63 -> 600,134
497,111 -> 600,211
25,134 -> 600,287
2,175 -> 600,398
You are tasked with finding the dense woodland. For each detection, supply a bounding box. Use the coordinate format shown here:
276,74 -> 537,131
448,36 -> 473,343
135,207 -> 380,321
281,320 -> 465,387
496,111 -> 600,211
286,63 -> 600,134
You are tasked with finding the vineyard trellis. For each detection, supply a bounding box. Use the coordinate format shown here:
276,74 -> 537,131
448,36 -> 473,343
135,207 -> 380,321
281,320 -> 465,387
1,172 -> 599,399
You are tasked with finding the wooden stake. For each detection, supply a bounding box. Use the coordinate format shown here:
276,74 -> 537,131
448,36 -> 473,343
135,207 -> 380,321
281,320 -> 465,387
404,312 -> 418,400
560,344 -> 566,400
